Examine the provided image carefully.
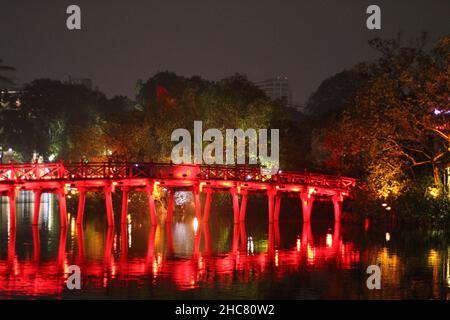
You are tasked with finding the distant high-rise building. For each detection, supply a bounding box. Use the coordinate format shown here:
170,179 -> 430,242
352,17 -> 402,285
255,76 -> 293,108
65,76 -> 93,90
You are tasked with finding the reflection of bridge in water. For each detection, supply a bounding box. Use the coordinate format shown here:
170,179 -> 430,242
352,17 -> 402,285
0,161 -> 356,228
0,221 -> 360,296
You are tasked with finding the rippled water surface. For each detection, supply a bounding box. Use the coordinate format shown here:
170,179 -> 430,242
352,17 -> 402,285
0,192 -> 449,299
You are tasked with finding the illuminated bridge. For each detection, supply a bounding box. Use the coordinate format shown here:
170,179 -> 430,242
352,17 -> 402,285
0,161 -> 356,228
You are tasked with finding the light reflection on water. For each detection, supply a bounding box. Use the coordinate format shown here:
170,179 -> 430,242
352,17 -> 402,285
0,193 -> 449,299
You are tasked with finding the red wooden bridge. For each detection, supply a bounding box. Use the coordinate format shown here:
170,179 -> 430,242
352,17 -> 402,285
0,161 -> 356,228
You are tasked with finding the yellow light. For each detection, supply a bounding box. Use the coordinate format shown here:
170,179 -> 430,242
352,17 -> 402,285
307,244 -> 315,262
428,186 -> 440,199
385,232 -> 391,242
70,217 -> 76,237
427,249 -> 439,266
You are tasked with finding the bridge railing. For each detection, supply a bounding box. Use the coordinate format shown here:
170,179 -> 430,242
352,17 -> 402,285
0,161 -> 356,190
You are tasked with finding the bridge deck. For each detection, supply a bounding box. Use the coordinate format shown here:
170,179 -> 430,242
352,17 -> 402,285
0,161 -> 356,228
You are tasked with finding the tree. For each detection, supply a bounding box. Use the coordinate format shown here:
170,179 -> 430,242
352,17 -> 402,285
92,72 -> 305,170
4,79 -> 126,161
318,35 -> 450,199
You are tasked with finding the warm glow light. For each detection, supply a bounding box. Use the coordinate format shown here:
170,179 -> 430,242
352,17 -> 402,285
428,186 -> 440,199
326,233 -> 333,248
275,250 -> 279,267
307,244 -> 315,263
381,203 -> 387,207
193,217 -> 199,233
386,206 -> 392,211
385,232 -> 391,242
70,217 -> 76,237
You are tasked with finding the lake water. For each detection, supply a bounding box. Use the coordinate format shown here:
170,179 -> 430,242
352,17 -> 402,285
0,192 -> 449,299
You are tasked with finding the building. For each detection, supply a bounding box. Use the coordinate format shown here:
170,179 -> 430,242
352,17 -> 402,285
65,76 -> 93,90
255,76 -> 293,108
0,88 -> 22,109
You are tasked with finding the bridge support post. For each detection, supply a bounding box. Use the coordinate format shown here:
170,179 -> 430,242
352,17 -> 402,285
204,223 -> 212,256
8,189 -> 16,229
302,222 -> 313,248
77,224 -> 85,263
105,187 -> 115,227
274,220 -> 280,247
166,189 -> 174,223
147,185 -> 157,226
32,190 -> 42,226
32,225 -> 40,261
239,223 -> 246,252
268,223 -> 275,255
193,185 -> 202,222
274,194 -> 281,222
232,224 -> 240,253
58,188 -> 68,228
231,187 -> 239,224
121,188 -> 129,224
267,190 -> 276,224
300,192 -> 314,223
332,222 -> 341,250
76,189 -> 86,225
239,190 -> 248,222
203,189 -> 212,222
332,194 -> 343,223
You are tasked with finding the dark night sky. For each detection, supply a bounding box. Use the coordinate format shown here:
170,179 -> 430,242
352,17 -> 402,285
0,0 -> 449,105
